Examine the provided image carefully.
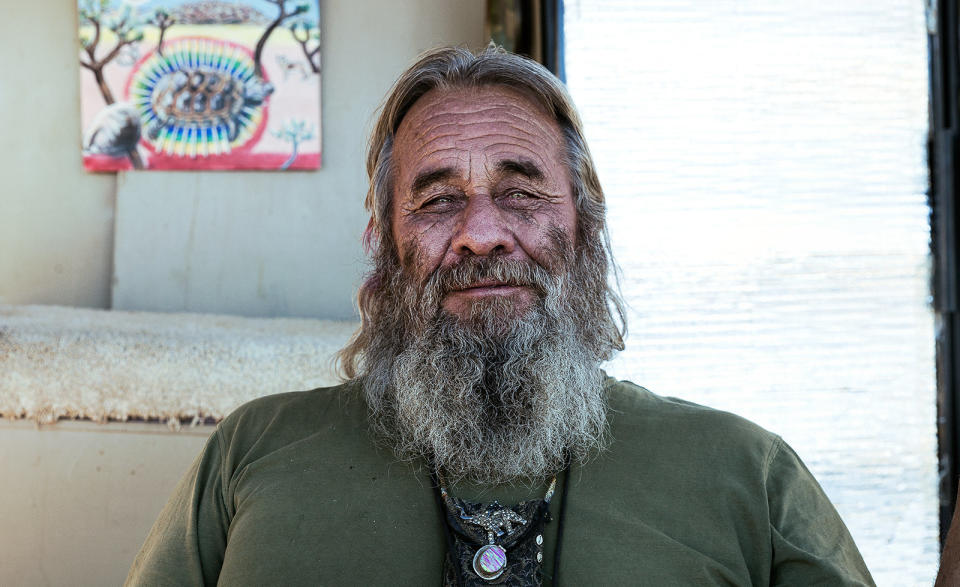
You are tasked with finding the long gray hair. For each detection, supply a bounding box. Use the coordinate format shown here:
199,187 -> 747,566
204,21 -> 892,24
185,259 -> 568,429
337,44 -> 625,379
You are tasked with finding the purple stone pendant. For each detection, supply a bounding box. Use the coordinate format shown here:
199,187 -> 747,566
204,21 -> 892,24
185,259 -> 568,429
472,543 -> 508,581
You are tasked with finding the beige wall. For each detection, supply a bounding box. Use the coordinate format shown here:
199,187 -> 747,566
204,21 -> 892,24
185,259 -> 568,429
0,1 -> 483,584
0,421 -> 211,587
0,0 -> 484,319
0,1 -> 117,308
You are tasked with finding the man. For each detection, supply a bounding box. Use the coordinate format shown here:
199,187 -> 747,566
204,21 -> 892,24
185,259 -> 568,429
127,46 -> 873,585
938,482 -> 960,586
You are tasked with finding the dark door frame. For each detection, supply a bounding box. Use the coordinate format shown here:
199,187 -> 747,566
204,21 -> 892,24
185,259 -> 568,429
930,0 -> 960,547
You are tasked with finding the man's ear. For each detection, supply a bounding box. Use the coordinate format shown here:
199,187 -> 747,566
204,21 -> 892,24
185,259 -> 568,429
363,217 -> 380,254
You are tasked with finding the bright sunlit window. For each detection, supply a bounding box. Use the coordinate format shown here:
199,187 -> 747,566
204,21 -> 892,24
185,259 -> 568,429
565,1 -> 936,583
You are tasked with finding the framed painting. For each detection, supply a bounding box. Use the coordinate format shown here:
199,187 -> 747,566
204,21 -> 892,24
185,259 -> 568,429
78,0 -> 322,171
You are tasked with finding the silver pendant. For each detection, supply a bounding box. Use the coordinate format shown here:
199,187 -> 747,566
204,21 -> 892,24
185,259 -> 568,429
459,502 -> 527,543
472,543 -> 508,581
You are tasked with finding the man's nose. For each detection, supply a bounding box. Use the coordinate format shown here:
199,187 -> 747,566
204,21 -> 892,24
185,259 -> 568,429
451,197 -> 515,257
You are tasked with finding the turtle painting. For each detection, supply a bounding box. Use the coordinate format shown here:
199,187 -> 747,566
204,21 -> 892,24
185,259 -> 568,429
130,38 -> 273,158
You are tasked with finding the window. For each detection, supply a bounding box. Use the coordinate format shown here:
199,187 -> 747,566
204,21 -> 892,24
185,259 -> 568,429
565,1 -> 936,583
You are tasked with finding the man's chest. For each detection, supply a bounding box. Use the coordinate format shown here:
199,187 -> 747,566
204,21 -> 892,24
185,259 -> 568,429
215,454 -> 766,586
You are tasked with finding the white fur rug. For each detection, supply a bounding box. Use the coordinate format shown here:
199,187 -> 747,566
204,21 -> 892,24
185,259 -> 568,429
0,305 -> 358,426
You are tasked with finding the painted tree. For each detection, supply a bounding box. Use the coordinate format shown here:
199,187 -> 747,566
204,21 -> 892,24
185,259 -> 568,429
79,0 -> 144,106
149,8 -> 175,57
288,20 -> 320,74
272,119 -> 315,170
253,0 -> 309,77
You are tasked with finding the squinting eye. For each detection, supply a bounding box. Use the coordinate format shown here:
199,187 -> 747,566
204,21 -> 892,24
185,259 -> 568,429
508,191 -> 532,199
424,196 -> 452,207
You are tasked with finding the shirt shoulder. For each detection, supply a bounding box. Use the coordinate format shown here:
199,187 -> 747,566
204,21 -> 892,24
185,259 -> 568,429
214,380 -> 369,472
602,375 -> 780,466
592,376 -> 873,586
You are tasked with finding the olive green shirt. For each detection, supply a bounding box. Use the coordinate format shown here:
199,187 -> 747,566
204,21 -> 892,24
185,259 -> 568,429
126,378 -> 873,586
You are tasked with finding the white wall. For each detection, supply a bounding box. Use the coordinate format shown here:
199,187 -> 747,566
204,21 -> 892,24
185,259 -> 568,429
1,0 -> 485,319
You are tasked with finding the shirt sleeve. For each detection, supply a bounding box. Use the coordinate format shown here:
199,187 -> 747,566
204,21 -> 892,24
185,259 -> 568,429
124,427 -> 232,587
765,436 -> 875,586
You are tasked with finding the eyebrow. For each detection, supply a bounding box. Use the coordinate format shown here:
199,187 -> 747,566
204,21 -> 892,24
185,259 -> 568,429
409,158 -> 547,195
411,167 -> 458,194
497,158 -> 545,182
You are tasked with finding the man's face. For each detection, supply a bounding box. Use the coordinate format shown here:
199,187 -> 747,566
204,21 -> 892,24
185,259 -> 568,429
390,85 -> 577,322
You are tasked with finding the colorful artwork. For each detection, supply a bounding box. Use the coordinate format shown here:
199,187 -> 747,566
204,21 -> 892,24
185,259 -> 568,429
78,0 -> 321,171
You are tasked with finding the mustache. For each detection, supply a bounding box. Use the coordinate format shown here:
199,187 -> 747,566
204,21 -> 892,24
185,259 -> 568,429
421,256 -> 557,300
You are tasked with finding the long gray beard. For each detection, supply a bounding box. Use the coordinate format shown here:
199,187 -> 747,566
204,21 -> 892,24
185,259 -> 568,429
362,251 -> 610,484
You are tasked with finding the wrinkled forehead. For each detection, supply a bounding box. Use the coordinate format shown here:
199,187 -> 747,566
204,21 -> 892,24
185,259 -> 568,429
397,83 -> 556,128
392,84 -> 568,179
